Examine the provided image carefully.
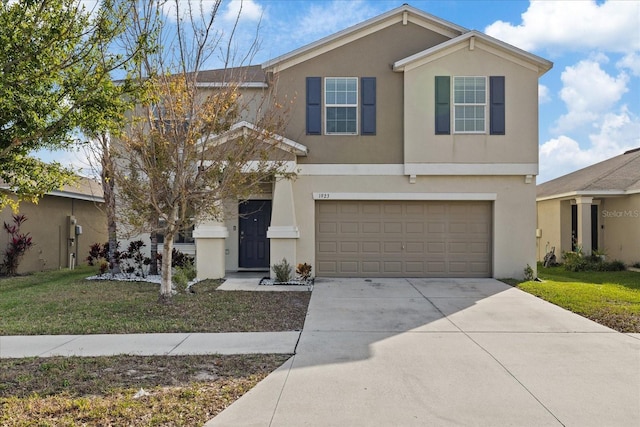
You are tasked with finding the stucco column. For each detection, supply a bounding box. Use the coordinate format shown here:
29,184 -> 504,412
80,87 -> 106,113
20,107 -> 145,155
193,219 -> 229,280
575,196 -> 593,256
267,177 -> 299,278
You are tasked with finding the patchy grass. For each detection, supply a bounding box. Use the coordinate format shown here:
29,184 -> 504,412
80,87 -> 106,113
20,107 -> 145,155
0,268 -> 307,425
513,266 -> 640,332
0,266 -> 310,335
0,354 -> 289,426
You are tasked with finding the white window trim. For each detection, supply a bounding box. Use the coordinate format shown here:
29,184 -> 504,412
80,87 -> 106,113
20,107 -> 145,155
324,77 -> 359,135
453,76 -> 487,134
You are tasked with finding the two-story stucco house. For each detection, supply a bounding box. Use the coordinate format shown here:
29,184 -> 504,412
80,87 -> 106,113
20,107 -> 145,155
172,5 -> 553,280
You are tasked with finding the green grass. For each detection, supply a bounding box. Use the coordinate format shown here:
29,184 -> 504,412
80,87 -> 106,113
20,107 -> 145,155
0,266 -> 310,335
515,265 -> 640,332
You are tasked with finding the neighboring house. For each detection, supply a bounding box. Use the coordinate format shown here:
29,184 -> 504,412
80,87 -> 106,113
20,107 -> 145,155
0,178 -> 107,274
536,148 -> 640,265
185,4 -> 553,280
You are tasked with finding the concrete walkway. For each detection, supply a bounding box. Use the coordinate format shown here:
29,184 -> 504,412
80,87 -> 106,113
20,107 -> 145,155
0,275 -> 308,359
0,332 -> 300,358
206,278 -> 640,427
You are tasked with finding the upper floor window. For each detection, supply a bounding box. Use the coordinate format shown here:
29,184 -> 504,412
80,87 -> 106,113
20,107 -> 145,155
435,75 -> 504,136
325,77 -> 358,135
453,76 -> 486,133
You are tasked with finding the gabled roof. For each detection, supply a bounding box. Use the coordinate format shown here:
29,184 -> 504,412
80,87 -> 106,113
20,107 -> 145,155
537,148 -> 640,200
393,30 -> 553,76
210,121 -> 308,156
262,4 -> 467,72
1,177 -> 105,203
191,65 -> 267,88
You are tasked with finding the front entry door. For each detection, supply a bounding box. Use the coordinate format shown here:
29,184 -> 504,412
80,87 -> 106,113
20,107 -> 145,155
239,200 -> 271,269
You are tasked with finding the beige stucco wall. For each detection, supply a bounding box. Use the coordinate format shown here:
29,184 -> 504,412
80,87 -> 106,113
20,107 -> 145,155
600,195 -> 640,264
271,22 -> 449,165
536,199 -> 562,261
403,41 -> 539,166
0,196 -> 107,274
286,174 -> 536,279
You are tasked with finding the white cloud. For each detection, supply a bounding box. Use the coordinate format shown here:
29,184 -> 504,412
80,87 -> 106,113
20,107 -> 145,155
539,107 -> 640,182
617,53 -> 640,77
554,59 -> 628,132
294,0 -> 377,39
538,84 -> 551,104
223,0 -> 263,23
485,0 -> 640,53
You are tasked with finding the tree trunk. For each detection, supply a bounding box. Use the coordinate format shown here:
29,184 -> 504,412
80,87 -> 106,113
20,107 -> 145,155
149,229 -> 158,275
100,132 -> 120,274
160,231 -> 174,300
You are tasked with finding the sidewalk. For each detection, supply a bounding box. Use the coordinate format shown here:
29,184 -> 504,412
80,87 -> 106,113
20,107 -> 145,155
0,275 -> 307,359
0,332 -> 300,358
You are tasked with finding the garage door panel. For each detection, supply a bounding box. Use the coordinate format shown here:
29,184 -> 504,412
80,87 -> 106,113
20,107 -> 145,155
316,201 -> 492,277
383,241 -> 402,253
318,242 -> 337,253
406,222 -> 424,233
362,222 -> 381,233
340,261 -> 359,273
384,222 -> 402,233
383,261 -> 402,273
384,204 -> 403,215
340,242 -> 358,253
318,222 -> 338,233
340,222 -> 358,233
405,242 -> 425,253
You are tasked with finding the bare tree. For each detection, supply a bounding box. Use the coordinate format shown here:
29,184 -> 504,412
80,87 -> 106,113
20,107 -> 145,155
117,0 -> 294,300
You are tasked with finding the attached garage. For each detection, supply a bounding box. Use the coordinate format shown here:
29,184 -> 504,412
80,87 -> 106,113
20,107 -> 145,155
316,200 -> 492,277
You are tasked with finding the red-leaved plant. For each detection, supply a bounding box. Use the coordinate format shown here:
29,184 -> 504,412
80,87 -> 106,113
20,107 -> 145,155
1,214 -> 34,276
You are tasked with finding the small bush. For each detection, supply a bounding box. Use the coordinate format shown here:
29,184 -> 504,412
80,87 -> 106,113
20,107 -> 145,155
173,260 -> 197,292
523,264 -> 534,281
272,258 -> 292,283
562,250 -> 626,272
1,214 -> 34,276
296,263 -> 312,280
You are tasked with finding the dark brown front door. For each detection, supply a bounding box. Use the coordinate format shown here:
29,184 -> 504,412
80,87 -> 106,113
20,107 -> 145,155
239,200 -> 271,269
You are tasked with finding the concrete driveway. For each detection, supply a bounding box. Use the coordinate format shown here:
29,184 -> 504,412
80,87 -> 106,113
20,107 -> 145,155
207,278 -> 640,426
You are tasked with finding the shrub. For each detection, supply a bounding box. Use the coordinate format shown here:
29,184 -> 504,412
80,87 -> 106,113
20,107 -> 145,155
296,262 -> 312,280
1,214 -> 34,276
523,264 -> 534,281
272,258 -> 293,283
157,248 -> 194,271
172,261 -> 197,293
562,250 -> 626,272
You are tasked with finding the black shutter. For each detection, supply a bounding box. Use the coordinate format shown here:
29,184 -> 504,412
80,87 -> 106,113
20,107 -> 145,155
306,77 -> 322,135
490,76 -> 505,135
435,76 -> 450,135
361,77 -> 376,135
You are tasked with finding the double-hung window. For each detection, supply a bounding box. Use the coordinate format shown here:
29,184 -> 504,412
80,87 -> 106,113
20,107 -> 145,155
453,76 -> 486,133
325,77 -> 358,134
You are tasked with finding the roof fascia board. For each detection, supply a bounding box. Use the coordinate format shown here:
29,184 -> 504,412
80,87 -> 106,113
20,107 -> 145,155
196,82 -> 268,88
536,190 -> 628,202
47,190 -> 105,203
263,5 -> 466,72
394,31 -> 552,76
209,121 -> 308,156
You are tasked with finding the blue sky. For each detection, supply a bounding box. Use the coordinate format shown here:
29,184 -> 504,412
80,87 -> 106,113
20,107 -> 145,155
42,0 -> 640,183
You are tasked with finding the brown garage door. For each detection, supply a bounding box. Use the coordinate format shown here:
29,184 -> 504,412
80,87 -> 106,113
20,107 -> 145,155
316,200 -> 492,277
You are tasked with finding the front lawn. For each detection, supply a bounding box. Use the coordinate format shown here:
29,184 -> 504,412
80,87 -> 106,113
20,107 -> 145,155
0,354 -> 289,426
0,267 -> 309,425
515,266 -> 640,332
0,266 -> 310,335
